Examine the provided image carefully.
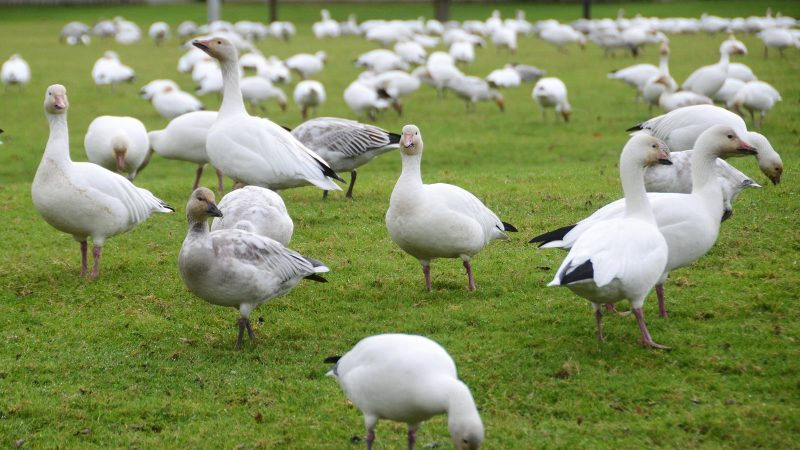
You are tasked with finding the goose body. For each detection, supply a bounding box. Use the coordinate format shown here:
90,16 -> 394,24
343,79 -> 390,121
448,75 -> 505,112
682,41 -> 747,98
325,333 -> 484,450
1,54 -> 31,88
730,80 -> 781,129
486,66 -> 521,88
193,38 -> 341,191
92,51 -> 135,87
148,21 -> 170,45
293,80 -> 326,119
84,115 -> 150,180
240,76 -> 288,113
532,77 -> 571,122
210,186 -> 293,245
449,40 -> 475,65
179,188 -> 327,349
607,63 -> 660,98
713,78 -> 746,105
32,85 -> 173,279
286,51 -> 325,79
386,125 -> 515,291
149,84 -> 204,120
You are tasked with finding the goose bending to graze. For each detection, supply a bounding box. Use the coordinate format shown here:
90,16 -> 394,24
148,111 -> 225,193
179,188 -> 327,350
192,37 -> 342,191
240,76 -> 288,113
148,21 -> 170,45
532,77 -> 571,122
84,115 -> 150,180
1,54 -> 31,90
325,334 -> 484,450
293,80 -> 325,119
32,85 -> 173,279
628,105 -> 783,185
448,75 -> 505,112
712,78 -> 746,106
532,126 -> 758,319
291,117 -> 399,199
730,80 -> 781,129
642,43 -> 677,114
343,79 -> 390,121
210,186 -> 293,245
366,70 -> 420,116
486,65 -> 521,88
548,135 -> 672,348
92,51 -> 136,88
682,40 -> 747,98
151,84 -> 204,120
286,51 -> 326,79
510,63 -> 545,83
386,125 -> 516,291
758,27 -> 798,58
654,76 -> 713,113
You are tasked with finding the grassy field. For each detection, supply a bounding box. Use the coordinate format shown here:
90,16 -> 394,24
1,1 -> 799,448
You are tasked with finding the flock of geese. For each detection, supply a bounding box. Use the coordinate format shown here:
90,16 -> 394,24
9,7 -> 795,449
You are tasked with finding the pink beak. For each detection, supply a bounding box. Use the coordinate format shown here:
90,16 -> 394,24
402,133 -> 414,148
53,95 -> 66,110
737,139 -> 757,155
115,152 -> 126,172
192,39 -> 211,52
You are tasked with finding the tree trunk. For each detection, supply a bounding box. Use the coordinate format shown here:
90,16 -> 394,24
269,0 -> 278,22
434,0 -> 450,22
583,0 -> 591,20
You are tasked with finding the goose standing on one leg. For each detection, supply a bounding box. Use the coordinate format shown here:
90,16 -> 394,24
179,188 -> 328,350
548,135 -> 672,348
386,125 -> 517,291
192,37 -> 343,191
32,85 -> 173,279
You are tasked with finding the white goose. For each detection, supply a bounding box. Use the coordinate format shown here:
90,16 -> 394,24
628,105 -> 783,184
394,40 -> 427,65
210,186 -> 293,245
757,27 -> 798,58
448,75 -> 505,112
642,43 -> 678,113
32,85 -> 173,279
293,80 -> 326,119
325,334 -> 484,450
532,126 -> 758,318
653,76 -> 713,113
491,25 -> 518,53
730,80 -> 782,129
548,135 -> 673,348
179,188 -> 328,349
1,54 -> 31,90
532,77 -> 571,122
682,40 -> 747,98
386,125 -> 516,291
148,110 -> 225,193
367,70 -> 420,115
486,65 -> 521,88
713,78 -> 746,105
449,40 -> 475,65
240,76 -> 288,113
607,62 -> 660,101
291,117 -> 399,198
192,37 -> 342,191
148,21 -> 170,45
84,115 -> 150,180
286,51 -> 326,79
343,79 -> 390,121
92,51 -> 136,88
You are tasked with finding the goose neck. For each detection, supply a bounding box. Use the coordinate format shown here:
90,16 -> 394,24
690,145 -> 718,191
398,152 -> 423,186
188,217 -> 211,236
718,50 -> 730,68
44,112 -> 71,164
219,57 -> 246,117
619,155 -> 655,223
658,53 -> 670,74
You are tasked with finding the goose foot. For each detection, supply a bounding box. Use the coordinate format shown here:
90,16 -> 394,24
235,317 -> 256,350
407,429 -> 416,450
463,259 -> 475,291
366,429 -> 375,450
345,170 -> 357,199
633,308 -> 670,350
89,245 -> 102,279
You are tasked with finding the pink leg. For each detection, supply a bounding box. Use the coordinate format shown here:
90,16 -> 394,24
463,259 -> 476,291
656,284 -> 667,318
633,308 -> 670,350
90,245 -> 102,279
366,429 -> 375,450
80,241 -> 88,276
604,304 -> 617,313
216,168 -> 225,194
421,262 -> 431,292
595,308 -> 604,341
192,165 -> 204,190
407,429 -> 416,450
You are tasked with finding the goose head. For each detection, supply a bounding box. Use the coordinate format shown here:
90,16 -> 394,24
186,187 -> 223,224
44,84 -> 68,115
491,90 -> 505,112
696,125 -> 757,158
193,37 -> 237,63
111,134 -> 130,172
747,132 -> 783,185
400,124 -> 422,155
720,40 -> 747,55
625,135 -> 672,167
449,408 -> 484,450
659,42 -> 670,56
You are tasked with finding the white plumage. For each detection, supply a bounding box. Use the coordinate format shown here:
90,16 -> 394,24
210,186 -> 293,245
1,54 -> 31,89
486,66 -> 521,88
286,51 -> 326,79
343,79 -> 390,121
532,77 -> 571,122
92,51 -> 135,87
730,80 -> 781,129
682,40 -> 747,98
84,115 -> 150,180
293,80 -> 326,119
240,76 -> 288,113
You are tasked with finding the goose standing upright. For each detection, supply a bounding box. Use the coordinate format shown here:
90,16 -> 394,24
1,54 -> 31,90
179,188 -> 328,349
682,40 -> 747,98
84,115 -> 150,180
192,37 -> 342,191
548,135 -> 673,348
293,80 -> 326,119
386,125 -> 517,291
32,85 -> 173,279
325,334 -> 484,450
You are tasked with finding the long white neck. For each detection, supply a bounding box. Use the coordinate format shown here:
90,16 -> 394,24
690,143 -> 720,192
717,50 -> 730,69
445,379 -> 482,439
43,112 -> 71,166
658,52 -> 670,75
218,57 -> 246,117
390,151 -> 425,206
619,154 -> 655,223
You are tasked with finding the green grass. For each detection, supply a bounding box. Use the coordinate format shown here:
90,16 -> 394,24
1,1 -> 799,448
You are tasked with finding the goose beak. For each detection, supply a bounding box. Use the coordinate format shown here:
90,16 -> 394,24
115,153 -> 126,172
402,133 -> 414,148
53,94 -> 67,110
192,39 -> 211,51
736,139 -> 757,155
769,171 -> 782,185
495,97 -> 505,112
657,145 -> 672,165
207,202 -> 223,217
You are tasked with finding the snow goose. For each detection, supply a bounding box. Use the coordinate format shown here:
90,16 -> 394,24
486,65 -> 521,88
1,54 -> 31,90
148,21 -> 170,45
151,84 -> 204,120
682,40 -> 747,98
426,52 -> 463,96
286,51 -> 326,79
548,135 -> 672,348
140,79 -> 179,100
114,17 -> 142,44
269,21 -> 296,41
532,126 -> 758,318
394,40 -> 427,65
642,43 -> 678,113
355,49 -> 408,73
491,25 -> 518,53
325,334 -> 484,450
177,20 -> 198,40
84,115 -> 150,180
340,14 -> 360,36
607,63 -> 660,101
449,40 -> 475,65
712,78 -> 746,105
193,37 -> 342,191
178,47 -> 207,74
240,76 -> 288,113
258,56 -> 291,84
510,63 -> 546,83
343,79 -> 390,121
448,75 -> 505,112
367,70 -> 420,115
532,77 -> 571,122
628,105 -> 783,184
210,186 -> 293,245
386,125 -> 516,291
758,27 -> 798,58
179,187 -> 327,349
730,80 -> 781,129
148,111 -> 225,192
32,85 -> 173,279
291,117 -> 398,198
60,21 -> 90,45
653,76 -> 713,113
728,63 -> 757,82
92,51 -> 136,88
539,24 -> 585,52
312,9 -> 341,39
293,80 -> 325,119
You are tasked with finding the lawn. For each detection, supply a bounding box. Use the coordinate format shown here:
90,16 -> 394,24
1,1 -> 799,448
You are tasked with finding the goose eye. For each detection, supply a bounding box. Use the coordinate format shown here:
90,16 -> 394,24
727,134 -> 733,139
651,144 -> 656,148
216,40 -> 222,44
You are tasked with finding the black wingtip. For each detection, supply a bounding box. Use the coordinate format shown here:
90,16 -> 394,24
316,159 -> 346,183
387,132 -> 401,145
502,221 -> 518,232
376,88 -> 391,99
305,274 -> 328,283
281,125 -> 292,132
626,123 -> 644,132
560,259 -> 594,285
529,224 -> 576,246
324,355 -> 341,364
161,202 -> 175,212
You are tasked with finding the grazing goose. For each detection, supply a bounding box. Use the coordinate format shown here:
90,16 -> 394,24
325,334 -> 484,450
539,24 -> 585,52
607,62 -> 660,101
653,76 -> 713,113
151,84 -> 204,120
730,80 -> 782,129
1,54 -> 31,90
210,186 -> 293,245
286,51 -> 326,79
32,85 -> 173,279
728,62 -> 757,82
179,188 -> 328,349
510,63 -> 546,83
628,105 -> 783,184
148,111 -> 225,193
84,115 -> 150,180
343,79 -> 390,121
394,40 -> 427,65
447,75 -> 505,112
532,126 -> 757,318
148,21 -> 170,45
448,40 -> 475,65
712,78 -> 746,106
491,25 -> 518,53
293,80 -> 326,119
642,43 -> 678,113
386,125 -> 516,291
140,79 -> 179,100
192,37 -> 342,191
682,40 -> 747,98
757,27 -> 798,58
486,65 -> 521,88
291,117 -> 399,198
92,51 -> 136,88
548,135 -> 672,348
366,70 -> 420,115
532,77 -> 571,122
240,76 -> 288,113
